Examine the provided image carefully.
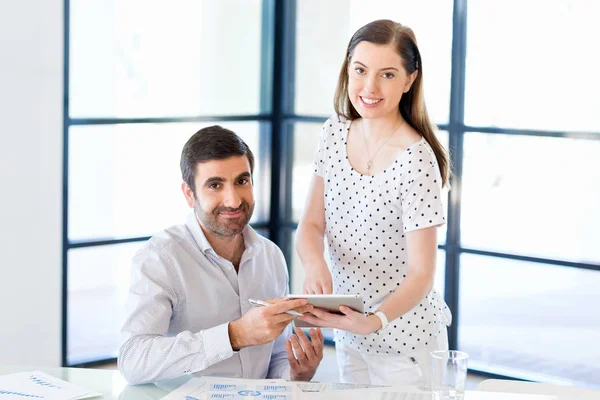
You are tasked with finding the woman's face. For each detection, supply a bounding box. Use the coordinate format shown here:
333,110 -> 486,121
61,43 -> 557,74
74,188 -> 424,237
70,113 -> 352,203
347,41 -> 416,120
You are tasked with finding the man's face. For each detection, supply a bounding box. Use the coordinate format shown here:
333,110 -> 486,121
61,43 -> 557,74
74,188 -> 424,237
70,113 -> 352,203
182,156 -> 254,237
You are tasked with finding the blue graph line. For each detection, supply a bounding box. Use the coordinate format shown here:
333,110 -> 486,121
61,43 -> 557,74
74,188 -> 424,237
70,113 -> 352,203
29,376 -> 60,389
186,397 -> 200,400
262,386 -> 287,392
211,384 -> 237,391
263,395 -> 289,400
0,390 -> 44,398
210,394 -> 235,399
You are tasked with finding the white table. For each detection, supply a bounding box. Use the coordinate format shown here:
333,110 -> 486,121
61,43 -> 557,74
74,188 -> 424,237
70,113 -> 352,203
0,366 -> 559,400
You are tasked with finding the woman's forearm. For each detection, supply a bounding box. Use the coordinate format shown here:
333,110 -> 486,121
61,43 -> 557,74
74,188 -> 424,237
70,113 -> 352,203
377,268 -> 434,322
296,221 -> 327,270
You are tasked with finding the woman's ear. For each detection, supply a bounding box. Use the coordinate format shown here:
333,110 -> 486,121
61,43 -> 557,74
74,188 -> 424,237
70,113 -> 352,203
403,70 -> 419,93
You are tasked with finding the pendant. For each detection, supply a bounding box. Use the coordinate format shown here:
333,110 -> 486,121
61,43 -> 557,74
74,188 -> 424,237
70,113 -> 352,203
367,160 -> 373,171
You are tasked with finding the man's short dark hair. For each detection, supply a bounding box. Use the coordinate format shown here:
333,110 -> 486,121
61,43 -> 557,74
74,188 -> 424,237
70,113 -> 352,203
180,125 -> 255,194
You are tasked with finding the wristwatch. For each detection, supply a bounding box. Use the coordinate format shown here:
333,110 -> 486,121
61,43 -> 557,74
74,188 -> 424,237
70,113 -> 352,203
367,310 -> 389,333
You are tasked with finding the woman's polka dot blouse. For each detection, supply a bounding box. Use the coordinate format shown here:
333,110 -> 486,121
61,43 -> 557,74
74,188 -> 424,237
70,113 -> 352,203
313,115 -> 452,356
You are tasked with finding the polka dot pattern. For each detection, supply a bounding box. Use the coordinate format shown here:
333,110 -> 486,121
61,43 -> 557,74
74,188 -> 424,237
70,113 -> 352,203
313,115 -> 452,355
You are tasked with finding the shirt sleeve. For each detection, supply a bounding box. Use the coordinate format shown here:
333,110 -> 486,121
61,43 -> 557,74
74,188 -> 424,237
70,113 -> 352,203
267,247 -> 292,380
400,142 -> 447,233
118,246 -> 235,384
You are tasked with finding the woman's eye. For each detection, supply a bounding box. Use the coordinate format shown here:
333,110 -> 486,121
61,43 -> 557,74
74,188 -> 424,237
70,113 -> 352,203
383,72 -> 395,79
355,67 -> 365,75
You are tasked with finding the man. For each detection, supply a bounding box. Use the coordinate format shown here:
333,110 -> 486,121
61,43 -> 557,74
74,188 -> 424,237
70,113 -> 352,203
118,126 -> 324,385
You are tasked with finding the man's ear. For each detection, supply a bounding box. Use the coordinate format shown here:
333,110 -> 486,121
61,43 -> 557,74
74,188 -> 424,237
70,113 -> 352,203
404,70 -> 418,93
181,182 -> 196,208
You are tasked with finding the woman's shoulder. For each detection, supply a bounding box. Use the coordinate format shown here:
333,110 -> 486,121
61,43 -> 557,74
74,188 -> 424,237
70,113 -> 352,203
399,136 -> 437,162
321,113 -> 352,135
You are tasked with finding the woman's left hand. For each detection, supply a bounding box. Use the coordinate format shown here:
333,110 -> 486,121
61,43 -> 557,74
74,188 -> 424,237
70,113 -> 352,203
299,306 -> 381,335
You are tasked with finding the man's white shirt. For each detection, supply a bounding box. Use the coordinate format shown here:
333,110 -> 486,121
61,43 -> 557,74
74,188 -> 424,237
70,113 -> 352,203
118,212 -> 291,384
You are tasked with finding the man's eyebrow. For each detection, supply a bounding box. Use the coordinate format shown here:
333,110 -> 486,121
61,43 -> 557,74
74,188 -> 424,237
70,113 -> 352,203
352,61 -> 399,72
204,177 -> 225,186
236,172 -> 251,180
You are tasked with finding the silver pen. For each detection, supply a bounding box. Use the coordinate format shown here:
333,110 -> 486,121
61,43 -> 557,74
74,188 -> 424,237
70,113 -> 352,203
248,298 -> 303,317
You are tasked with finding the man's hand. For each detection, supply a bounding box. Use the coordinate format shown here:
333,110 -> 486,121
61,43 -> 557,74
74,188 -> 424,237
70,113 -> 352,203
287,327 -> 324,381
229,298 -> 312,350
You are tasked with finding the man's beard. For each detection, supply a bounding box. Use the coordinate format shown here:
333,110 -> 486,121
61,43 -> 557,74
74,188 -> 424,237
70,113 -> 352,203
195,200 -> 254,237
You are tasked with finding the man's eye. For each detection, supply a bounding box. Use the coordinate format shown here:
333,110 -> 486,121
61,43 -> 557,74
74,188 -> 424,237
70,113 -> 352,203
209,183 -> 220,189
238,179 -> 249,185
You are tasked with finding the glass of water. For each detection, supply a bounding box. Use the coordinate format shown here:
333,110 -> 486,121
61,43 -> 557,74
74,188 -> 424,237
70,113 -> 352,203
430,350 -> 469,399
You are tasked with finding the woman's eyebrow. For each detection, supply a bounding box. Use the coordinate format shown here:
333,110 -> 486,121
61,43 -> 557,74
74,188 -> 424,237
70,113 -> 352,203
352,60 -> 399,71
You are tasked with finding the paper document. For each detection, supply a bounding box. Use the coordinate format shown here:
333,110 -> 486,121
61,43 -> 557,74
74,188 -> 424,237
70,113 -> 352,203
0,371 -> 102,400
160,376 -> 431,400
161,377 -> 296,400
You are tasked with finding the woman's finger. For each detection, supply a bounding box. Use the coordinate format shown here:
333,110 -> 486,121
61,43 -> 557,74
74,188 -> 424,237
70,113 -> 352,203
299,313 -> 327,327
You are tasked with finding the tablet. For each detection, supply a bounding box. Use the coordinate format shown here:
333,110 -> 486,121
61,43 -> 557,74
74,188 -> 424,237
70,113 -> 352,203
287,294 -> 364,328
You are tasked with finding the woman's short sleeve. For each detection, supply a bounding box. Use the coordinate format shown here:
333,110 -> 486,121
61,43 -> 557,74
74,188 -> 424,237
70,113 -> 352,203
313,117 -> 334,177
400,142 -> 447,233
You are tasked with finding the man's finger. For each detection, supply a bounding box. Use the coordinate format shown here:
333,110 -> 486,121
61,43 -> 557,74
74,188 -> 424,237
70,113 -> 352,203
264,297 -> 287,304
290,334 -> 308,362
285,339 -> 299,367
310,328 -> 324,358
271,312 -> 297,325
294,327 -> 317,361
267,298 -> 309,314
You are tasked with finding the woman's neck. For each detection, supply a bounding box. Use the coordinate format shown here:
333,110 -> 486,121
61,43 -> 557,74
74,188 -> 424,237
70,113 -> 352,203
361,111 -> 404,142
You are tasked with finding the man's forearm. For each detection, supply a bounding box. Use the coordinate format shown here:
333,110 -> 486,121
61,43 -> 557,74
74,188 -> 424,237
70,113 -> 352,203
118,323 -> 234,384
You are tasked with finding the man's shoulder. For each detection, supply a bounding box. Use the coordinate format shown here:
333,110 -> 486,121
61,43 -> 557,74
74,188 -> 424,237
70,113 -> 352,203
256,234 -> 284,257
245,229 -> 286,267
138,223 -> 194,257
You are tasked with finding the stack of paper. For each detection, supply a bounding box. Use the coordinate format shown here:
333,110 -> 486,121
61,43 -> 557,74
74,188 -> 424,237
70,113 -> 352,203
160,377 -> 429,400
0,371 -> 102,400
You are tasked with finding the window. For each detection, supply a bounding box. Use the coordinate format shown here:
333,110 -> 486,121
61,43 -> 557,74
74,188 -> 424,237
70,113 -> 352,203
65,0 -> 269,365
65,1 -> 600,388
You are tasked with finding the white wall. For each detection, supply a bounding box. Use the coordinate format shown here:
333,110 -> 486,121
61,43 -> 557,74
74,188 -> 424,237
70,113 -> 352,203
0,0 -> 63,366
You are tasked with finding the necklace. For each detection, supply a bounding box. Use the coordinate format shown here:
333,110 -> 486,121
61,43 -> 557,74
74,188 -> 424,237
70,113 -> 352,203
362,117 -> 404,174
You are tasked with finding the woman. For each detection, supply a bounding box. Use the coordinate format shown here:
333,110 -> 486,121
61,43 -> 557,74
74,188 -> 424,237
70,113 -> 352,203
296,19 -> 452,387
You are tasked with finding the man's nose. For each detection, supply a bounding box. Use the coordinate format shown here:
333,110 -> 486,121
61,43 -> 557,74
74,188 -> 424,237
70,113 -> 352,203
223,186 -> 242,208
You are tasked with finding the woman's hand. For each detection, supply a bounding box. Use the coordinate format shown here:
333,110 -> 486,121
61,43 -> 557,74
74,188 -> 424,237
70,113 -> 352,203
299,306 -> 382,335
302,263 -> 333,294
